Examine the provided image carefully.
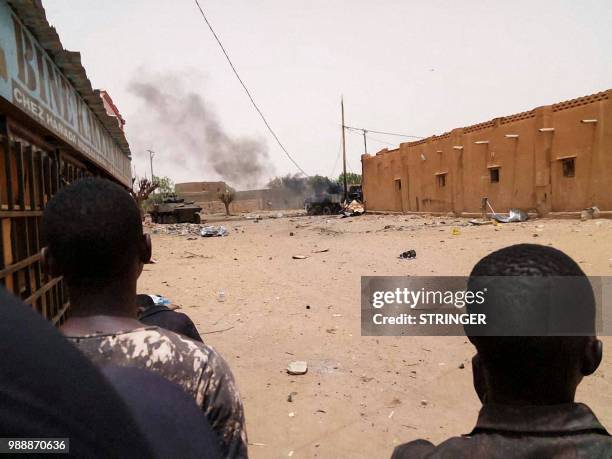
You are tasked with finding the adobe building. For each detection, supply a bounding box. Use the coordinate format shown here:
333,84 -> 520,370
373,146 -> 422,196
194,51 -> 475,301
0,0 -> 131,322
175,181 -> 304,214
362,90 -> 611,217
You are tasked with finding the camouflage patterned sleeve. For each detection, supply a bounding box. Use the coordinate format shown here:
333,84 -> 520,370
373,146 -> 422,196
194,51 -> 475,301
198,347 -> 248,459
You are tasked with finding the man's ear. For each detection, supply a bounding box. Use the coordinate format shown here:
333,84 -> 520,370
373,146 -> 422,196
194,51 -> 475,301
141,233 -> 152,264
472,353 -> 488,404
40,247 -> 61,277
581,338 -> 603,376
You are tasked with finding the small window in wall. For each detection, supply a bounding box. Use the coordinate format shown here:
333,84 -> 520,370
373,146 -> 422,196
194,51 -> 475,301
562,158 -> 575,177
394,179 -> 402,191
436,174 -> 446,188
490,168 -> 500,183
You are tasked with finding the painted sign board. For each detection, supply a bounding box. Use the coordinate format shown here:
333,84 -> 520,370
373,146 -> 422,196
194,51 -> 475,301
0,0 -> 130,185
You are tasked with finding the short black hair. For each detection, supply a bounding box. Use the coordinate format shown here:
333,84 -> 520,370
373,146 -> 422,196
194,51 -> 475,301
43,178 -> 143,287
467,244 -> 595,398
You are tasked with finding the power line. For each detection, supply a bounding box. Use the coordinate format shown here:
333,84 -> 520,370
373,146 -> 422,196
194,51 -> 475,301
193,0 -> 309,176
365,134 -> 398,147
345,125 -> 425,139
347,129 -> 397,148
330,143 -> 342,178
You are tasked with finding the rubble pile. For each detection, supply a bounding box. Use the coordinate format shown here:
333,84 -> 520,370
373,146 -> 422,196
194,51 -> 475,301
149,223 -> 208,237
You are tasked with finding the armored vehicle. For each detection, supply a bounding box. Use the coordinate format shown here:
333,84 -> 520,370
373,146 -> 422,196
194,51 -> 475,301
150,194 -> 202,224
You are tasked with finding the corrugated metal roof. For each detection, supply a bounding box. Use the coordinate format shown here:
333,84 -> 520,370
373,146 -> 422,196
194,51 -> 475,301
7,0 -> 131,158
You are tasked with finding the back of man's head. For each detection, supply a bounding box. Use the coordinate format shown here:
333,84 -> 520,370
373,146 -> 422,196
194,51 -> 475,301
466,244 -> 601,404
42,178 -> 143,288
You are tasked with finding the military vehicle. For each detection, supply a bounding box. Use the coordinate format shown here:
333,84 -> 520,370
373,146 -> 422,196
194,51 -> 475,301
305,191 -> 343,215
304,184 -> 363,215
150,194 -> 202,224
347,184 -> 363,202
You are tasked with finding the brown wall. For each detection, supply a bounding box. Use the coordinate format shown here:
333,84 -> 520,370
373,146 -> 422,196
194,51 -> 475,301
362,90 -> 612,215
175,181 -> 228,193
176,185 -> 304,214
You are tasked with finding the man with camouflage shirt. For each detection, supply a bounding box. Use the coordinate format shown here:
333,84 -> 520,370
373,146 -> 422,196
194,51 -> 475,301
42,178 -> 248,459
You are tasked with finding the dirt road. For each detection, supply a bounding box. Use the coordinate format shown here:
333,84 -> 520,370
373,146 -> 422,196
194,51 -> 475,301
140,213 -> 612,459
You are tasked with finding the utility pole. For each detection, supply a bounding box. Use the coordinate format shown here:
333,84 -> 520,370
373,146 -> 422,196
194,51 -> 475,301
362,129 -> 368,155
341,97 -> 348,202
146,149 -> 155,182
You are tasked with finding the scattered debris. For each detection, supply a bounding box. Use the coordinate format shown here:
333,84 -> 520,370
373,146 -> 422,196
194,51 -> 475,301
288,412 -> 295,418
399,250 -> 416,259
458,363 -> 465,369
341,200 -> 365,218
150,223 -> 208,238
289,232 -> 294,236
420,400 -> 428,406
248,442 -> 266,447
287,361 -> 308,375
313,248 -> 330,253
581,206 -> 600,221
217,290 -> 226,302
468,219 -> 493,226
287,391 -> 298,402
451,228 -> 461,236
292,255 -> 309,260
492,208 -> 529,223
201,325 -> 235,335
182,251 -> 210,259
200,225 -> 228,237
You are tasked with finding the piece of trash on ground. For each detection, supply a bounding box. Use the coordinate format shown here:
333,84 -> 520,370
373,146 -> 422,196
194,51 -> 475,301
200,225 -> 228,237
451,228 -> 461,236
313,248 -> 329,253
292,255 -> 309,259
287,361 -> 308,375
468,219 -> 493,226
340,200 -> 365,218
492,208 -> 529,223
581,206 -> 600,221
399,250 -> 416,259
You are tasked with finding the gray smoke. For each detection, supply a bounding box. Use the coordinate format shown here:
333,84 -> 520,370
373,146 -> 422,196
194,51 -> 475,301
127,74 -> 274,189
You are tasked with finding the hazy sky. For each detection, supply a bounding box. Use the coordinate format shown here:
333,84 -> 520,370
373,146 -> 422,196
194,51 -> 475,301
43,0 -> 611,188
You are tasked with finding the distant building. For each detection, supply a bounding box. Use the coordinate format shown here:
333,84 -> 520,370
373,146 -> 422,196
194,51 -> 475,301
175,181 -> 229,194
175,181 -> 304,214
362,90 -> 611,216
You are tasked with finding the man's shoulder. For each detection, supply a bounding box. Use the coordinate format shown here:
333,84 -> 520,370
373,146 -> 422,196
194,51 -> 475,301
392,437 -> 474,459
69,327 -> 218,368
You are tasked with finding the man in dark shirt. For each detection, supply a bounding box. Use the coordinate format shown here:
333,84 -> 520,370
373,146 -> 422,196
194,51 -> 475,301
137,294 -> 203,342
392,244 -> 610,458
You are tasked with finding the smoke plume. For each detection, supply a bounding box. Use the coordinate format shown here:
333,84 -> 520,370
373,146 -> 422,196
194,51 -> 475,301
127,73 -> 274,190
